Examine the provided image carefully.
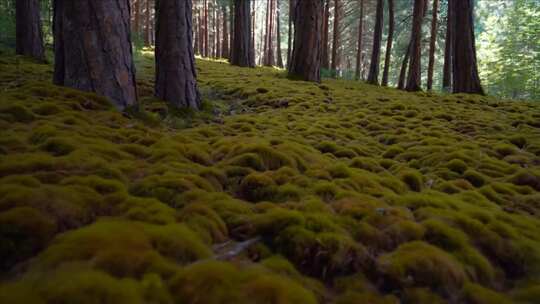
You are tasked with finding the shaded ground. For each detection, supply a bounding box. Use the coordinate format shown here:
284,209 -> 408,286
1,50 -> 540,303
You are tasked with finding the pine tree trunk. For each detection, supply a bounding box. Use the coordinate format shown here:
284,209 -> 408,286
155,0 -> 200,109
264,0 -> 270,65
442,3 -> 452,91
405,0 -> 425,91
215,1 -> 220,58
266,0 -> 275,66
251,5 -> 256,61
134,0 -> 142,36
427,0 -> 439,90
398,42 -> 411,90
204,0 -> 209,57
321,0 -> 330,70
53,0 -> 138,110
222,5 -> 229,59
276,0 -> 284,68
381,0 -> 394,86
288,0 -> 323,82
367,0 -> 384,84
331,0 -> 340,76
354,0 -> 364,81
231,0 -> 254,67
145,0 -> 151,46
451,0 -> 484,94
16,0 -> 45,61
287,0 -> 295,68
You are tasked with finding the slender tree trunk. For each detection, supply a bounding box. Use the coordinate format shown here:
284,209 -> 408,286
288,0 -> 323,82
231,0 -> 254,67
199,7 -> 205,55
381,0 -> 394,86
427,0 -> 439,90
331,0 -> 340,76
265,0 -> 275,66
287,0 -> 295,68
398,42 -> 411,90
354,0 -> 364,80
53,0 -> 138,110
276,0 -> 284,68
222,5 -> 229,58
405,0 -> 426,91
16,0 -> 45,61
251,4 -> 256,62
442,3 -> 452,91
451,0 -> 483,94
145,0 -> 151,46
264,0 -> 270,65
367,0 -> 384,84
134,0 -> 141,36
204,0 -> 209,57
321,0 -> 330,70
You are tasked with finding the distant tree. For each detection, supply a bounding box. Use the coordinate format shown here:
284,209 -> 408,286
405,0 -> 426,91
381,0 -> 394,86
53,0 -> 138,110
442,0 -> 453,91
288,0 -> 323,82
276,0 -> 284,68
231,0 -> 254,67
367,0 -> 384,84
354,0 -> 365,81
221,3 -> 229,58
155,0 -> 200,109
287,0 -> 296,67
398,42 -> 411,90
427,0 -> 439,91
331,0 -> 341,76
451,0 -> 484,94
16,0 -> 45,61
322,0 -> 330,70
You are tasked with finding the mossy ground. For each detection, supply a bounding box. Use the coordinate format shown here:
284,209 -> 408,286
1,49 -> 540,303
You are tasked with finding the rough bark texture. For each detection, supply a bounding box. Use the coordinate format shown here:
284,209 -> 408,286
405,0 -> 425,91
442,3 -> 452,91
354,0 -> 364,81
155,0 -> 200,109
331,0 -> 341,76
53,0 -> 138,110
145,0 -> 152,46
367,0 -> 384,85
204,0 -> 209,57
16,0 -> 45,61
231,0 -> 254,67
287,0 -> 295,67
288,0 -> 323,82
321,0 -> 330,70
381,0 -> 394,86
427,0 -> 439,90
451,0 -> 484,94
266,0 -> 275,66
398,42 -> 411,90
276,0 -> 284,68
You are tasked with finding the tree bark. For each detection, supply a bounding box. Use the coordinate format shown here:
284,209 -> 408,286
331,0 -> 340,76
264,0 -> 270,65
231,0 -> 254,67
405,0 -> 426,91
287,0 -> 295,68
16,0 -> 45,61
222,4 -> 229,58
321,0 -> 330,70
266,0 -> 275,66
288,0 -> 323,82
354,0 -> 364,81
451,0 -> 484,94
145,0 -> 152,46
381,0 -> 394,86
215,1 -> 220,58
398,41 -> 411,90
427,0 -> 439,90
155,0 -> 200,109
53,0 -> 138,110
276,0 -> 284,68
442,3 -> 452,91
367,0 -> 384,84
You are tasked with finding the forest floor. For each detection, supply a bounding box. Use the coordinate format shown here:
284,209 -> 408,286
1,49 -> 540,303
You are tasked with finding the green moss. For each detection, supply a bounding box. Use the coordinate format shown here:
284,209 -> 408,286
39,137 -> 77,156
382,146 -> 404,159
446,159 -> 468,174
463,169 -> 486,187
399,170 -> 423,192
461,283 -> 513,304
313,181 -> 339,202
239,172 -> 278,202
0,104 -> 35,122
377,241 -> 467,293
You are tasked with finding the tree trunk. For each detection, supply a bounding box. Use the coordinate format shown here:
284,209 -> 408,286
222,4 -> 229,58
287,0 -> 295,68
276,0 -> 284,68
53,0 -> 138,110
288,0 -> 323,82
354,0 -> 364,81
398,42 -> 411,90
266,0 -> 275,66
251,4 -> 256,62
215,1 -> 220,58
405,0 -> 425,91
442,3 -> 452,91
451,0 -> 484,94
367,0 -> 384,84
145,0 -> 151,46
231,0 -> 254,67
321,0 -> 330,70
264,0 -> 270,65
381,0 -> 394,86
155,0 -> 200,109
204,0 -> 209,57
133,0 -> 142,36
331,0 -> 340,76
16,0 -> 45,61
427,0 -> 439,90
